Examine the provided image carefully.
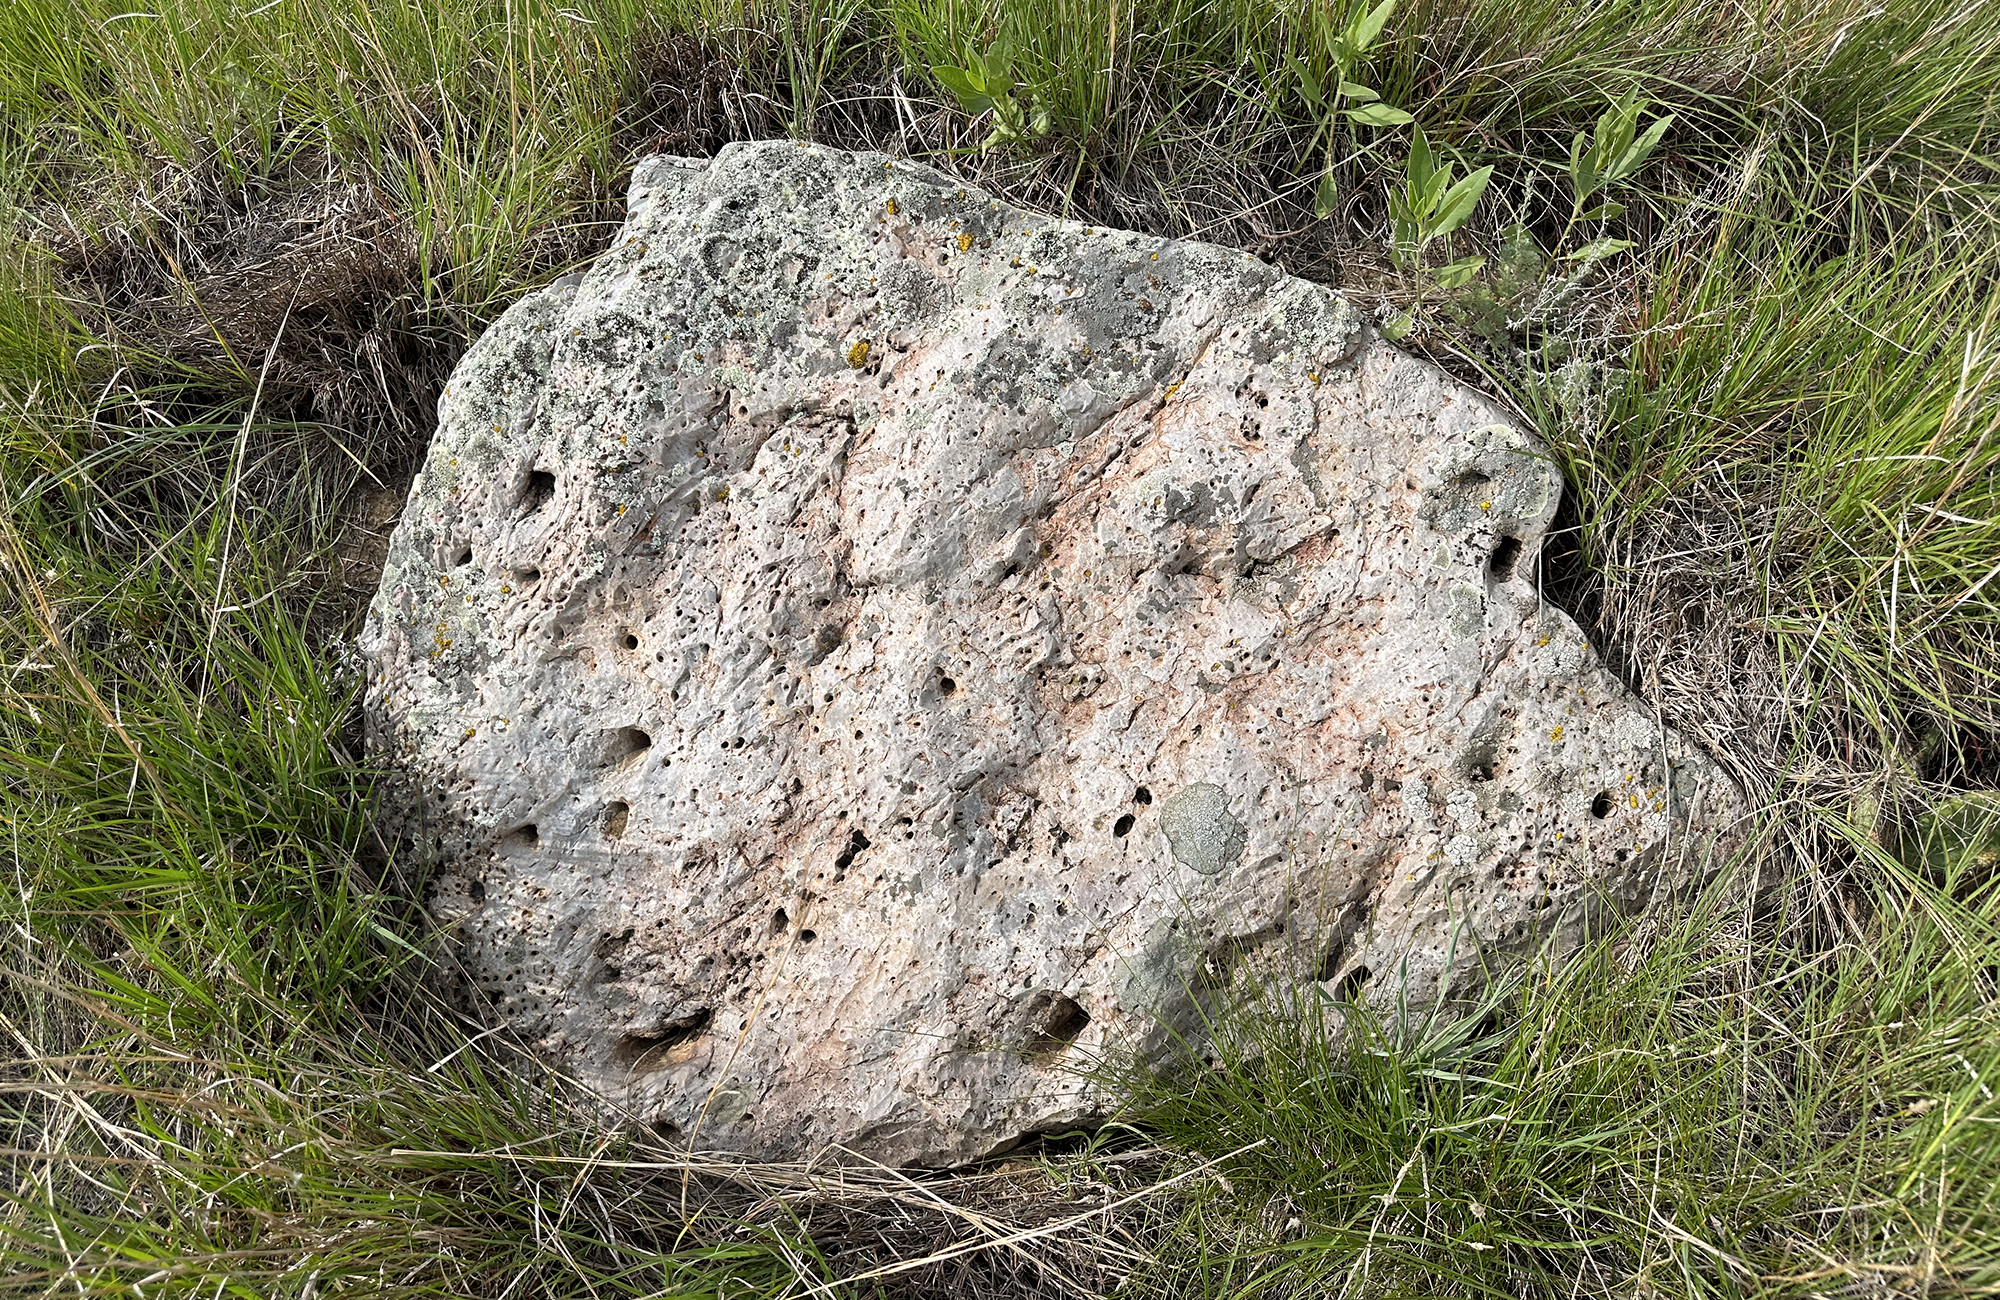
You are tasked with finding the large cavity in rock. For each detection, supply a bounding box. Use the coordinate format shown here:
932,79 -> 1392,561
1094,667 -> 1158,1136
361,141 -> 1745,1167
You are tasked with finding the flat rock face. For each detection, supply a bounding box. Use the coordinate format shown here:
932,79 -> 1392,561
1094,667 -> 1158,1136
360,141 -> 1742,1167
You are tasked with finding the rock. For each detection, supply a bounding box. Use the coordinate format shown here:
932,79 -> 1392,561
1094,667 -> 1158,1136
360,141 -> 1745,1167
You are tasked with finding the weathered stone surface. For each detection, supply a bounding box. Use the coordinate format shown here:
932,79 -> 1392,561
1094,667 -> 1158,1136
360,141 -> 1744,1167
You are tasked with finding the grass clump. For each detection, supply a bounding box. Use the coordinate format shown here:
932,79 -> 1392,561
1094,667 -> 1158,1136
1,0 -> 1998,1294
1118,834 -> 2000,1295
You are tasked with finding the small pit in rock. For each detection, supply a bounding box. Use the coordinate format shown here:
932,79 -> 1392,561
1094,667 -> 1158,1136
520,470 -> 557,514
612,1009 -> 712,1070
605,727 -> 652,767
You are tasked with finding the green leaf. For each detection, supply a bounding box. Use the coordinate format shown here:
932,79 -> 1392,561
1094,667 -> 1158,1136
1580,201 -> 1625,221
1562,236 -> 1634,263
1405,127 -> 1434,196
1606,112 -> 1675,184
1432,255 -> 1486,289
1429,164 -> 1493,239
979,50 -> 1015,96
1338,81 -> 1379,101
1423,159 -> 1454,212
1345,102 -> 1413,127
1314,171 -> 1340,220
1293,56 -> 1324,106
1568,130 -> 1598,204
1380,308 -> 1415,340
1596,89 -> 1637,163
1348,0 -> 1397,53
932,64 -> 995,115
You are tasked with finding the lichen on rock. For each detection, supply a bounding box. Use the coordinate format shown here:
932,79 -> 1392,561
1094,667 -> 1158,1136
360,140 -> 1746,1167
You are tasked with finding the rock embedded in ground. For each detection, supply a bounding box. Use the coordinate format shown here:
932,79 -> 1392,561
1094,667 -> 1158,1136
360,141 -> 1745,1167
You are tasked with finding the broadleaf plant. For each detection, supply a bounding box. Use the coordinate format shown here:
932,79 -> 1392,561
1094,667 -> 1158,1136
1381,128 -> 1494,336
1297,0 -> 1414,217
1563,86 -> 1673,245
931,43 -> 1051,153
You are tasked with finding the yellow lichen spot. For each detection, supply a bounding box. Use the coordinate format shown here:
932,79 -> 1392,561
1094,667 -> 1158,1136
1150,252 -> 1159,260
846,338 -> 871,368
439,576 -> 450,587
619,435 -> 628,445
957,233 -> 973,252
1630,794 -> 1640,808
492,425 -> 501,433
617,504 -> 628,515
1027,266 -> 1038,275
464,727 -> 476,739
1308,372 -> 1320,385
1165,381 -> 1182,398
1481,501 -> 1492,511
885,197 -> 899,216
713,485 -> 730,501
500,584 -> 512,595
1538,635 -> 1551,646
1550,725 -> 1565,742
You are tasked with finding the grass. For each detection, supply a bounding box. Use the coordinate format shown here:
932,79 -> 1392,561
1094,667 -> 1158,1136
2,0 -> 1997,1294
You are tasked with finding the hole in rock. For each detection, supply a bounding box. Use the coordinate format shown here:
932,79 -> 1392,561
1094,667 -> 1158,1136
469,879 -> 486,903
520,470 -> 557,514
612,1009 -> 712,1069
603,801 -> 630,839
834,829 -> 871,873
798,929 -> 818,944
621,632 -> 640,650
1022,990 -> 1091,1059
501,824 -> 538,850
1489,535 -> 1523,581
1456,469 -> 1492,487
1590,791 -> 1613,819
938,676 -> 957,696
451,544 -> 473,568
512,567 -> 542,586
1112,814 -> 1135,838
605,727 -> 652,766
1330,964 -> 1373,1003
1134,786 -> 1152,805
770,908 -> 789,935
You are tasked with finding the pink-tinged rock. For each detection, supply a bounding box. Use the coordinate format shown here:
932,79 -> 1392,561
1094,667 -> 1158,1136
361,142 -> 1745,1167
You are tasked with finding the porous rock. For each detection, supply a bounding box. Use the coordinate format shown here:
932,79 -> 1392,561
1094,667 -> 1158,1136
360,141 -> 1744,1167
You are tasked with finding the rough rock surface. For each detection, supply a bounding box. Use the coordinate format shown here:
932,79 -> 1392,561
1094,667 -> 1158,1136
360,141 -> 1745,1167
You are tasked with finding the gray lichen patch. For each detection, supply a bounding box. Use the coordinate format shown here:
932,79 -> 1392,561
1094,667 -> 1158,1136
1159,783 -> 1247,876
360,140 -> 1747,1170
